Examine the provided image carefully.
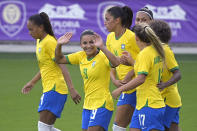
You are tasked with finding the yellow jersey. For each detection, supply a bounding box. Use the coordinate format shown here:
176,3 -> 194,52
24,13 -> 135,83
161,44 -> 182,108
134,45 -> 165,110
66,51 -> 114,111
36,34 -> 68,94
106,29 -> 140,94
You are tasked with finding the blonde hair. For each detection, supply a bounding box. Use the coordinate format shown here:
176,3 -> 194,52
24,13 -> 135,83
133,23 -> 165,60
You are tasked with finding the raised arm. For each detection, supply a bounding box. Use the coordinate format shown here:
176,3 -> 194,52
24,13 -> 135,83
94,33 -> 120,67
55,32 -> 73,64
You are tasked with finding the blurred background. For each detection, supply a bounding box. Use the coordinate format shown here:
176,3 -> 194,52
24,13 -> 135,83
0,0 -> 197,130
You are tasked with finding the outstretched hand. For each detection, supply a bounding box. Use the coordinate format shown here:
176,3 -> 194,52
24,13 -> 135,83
93,33 -> 104,49
57,32 -> 73,45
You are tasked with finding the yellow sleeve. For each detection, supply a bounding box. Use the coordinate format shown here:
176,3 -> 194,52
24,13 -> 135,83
164,46 -> 179,72
106,33 -> 112,51
65,51 -> 83,65
44,39 -> 57,60
135,52 -> 151,75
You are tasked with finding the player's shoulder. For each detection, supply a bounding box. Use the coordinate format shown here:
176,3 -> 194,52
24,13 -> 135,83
125,29 -> 135,37
163,44 -> 174,54
107,32 -> 115,38
44,35 -> 57,45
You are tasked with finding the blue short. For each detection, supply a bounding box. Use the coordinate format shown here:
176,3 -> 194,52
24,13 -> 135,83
130,107 -> 165,131
38,90 -> 67,118
117,91 -> 136,107
164,105 -> 180,128
82,108 -> 113,131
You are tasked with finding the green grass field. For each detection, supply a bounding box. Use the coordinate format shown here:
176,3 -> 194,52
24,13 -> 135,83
0,53 -> 197,131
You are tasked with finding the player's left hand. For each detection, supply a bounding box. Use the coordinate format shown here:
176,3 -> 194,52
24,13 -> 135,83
120,51 -> 134,66
157,82 -> 167,91
69,88 -> 81,104
112,88 -> 122,99
93,33 -> 104,49
57,32 -> 73,45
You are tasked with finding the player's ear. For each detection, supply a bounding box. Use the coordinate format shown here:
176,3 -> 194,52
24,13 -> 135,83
115,17 -> 121,25
39,24 -> 45,32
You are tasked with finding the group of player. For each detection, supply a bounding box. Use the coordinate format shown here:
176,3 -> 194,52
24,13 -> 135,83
22,5 -> 182,131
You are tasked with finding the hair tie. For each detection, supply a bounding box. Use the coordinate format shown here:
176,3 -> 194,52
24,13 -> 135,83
144,26 -> 148,30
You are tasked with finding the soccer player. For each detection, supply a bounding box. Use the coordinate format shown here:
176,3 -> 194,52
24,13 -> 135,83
112,23 -> 166,131
55,30 -> 120,131
150,20 -> 182,131
104,6 -> 140,131
22,12 -> 81,131
135,7 -> 153,25
121,7 -> 154,66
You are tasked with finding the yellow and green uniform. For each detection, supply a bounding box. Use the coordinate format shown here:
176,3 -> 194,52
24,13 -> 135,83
134,45 -> 165,110
161,44 -> 182,108
106,29 -> 140,94
65,51 -> 114,111
36,34 -> 68,94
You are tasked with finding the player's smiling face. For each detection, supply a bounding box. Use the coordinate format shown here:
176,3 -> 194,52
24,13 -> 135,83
80,35 -> 98,58
27,20 -> 43,39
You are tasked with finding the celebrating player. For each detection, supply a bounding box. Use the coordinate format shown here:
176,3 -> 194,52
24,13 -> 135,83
55,30 -> 120,131
150,20 -> 182,131
112,23 -> 166,131
104,6 -> 140,131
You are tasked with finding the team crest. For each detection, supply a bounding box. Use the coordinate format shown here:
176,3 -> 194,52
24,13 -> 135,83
92,61 -> 96,67
97,1 -> 125,36
0,1 -> 26,37
121,44 -> 125,50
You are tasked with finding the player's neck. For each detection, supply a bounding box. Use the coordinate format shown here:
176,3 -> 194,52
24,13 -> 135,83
114,27 -> 126,39
40,32 -> 48,41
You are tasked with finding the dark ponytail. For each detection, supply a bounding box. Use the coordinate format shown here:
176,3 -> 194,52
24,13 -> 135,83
29,12 -> 55,38
122,6 -> 133,29
107,6 -> 133,29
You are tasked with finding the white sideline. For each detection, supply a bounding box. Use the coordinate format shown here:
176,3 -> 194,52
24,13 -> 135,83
0,44 -> 196,54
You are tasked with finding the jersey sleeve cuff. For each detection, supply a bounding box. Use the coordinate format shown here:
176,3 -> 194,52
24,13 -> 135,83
138,71 -> 148,76
170,66 -> 179,72
65,55 -> 71,64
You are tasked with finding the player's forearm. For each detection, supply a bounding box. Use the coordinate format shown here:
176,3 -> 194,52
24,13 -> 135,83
30,71 -> 41,85
122,69 -> 135,83
164,69 -> 181,87
110,69 -> 117,83
99,46 -> 120,67
59,64 -> 74,90
55,44 -> 64,63
120,74 -> 145,92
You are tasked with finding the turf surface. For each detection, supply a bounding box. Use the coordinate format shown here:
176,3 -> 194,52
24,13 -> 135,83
0,53 -> 196,130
